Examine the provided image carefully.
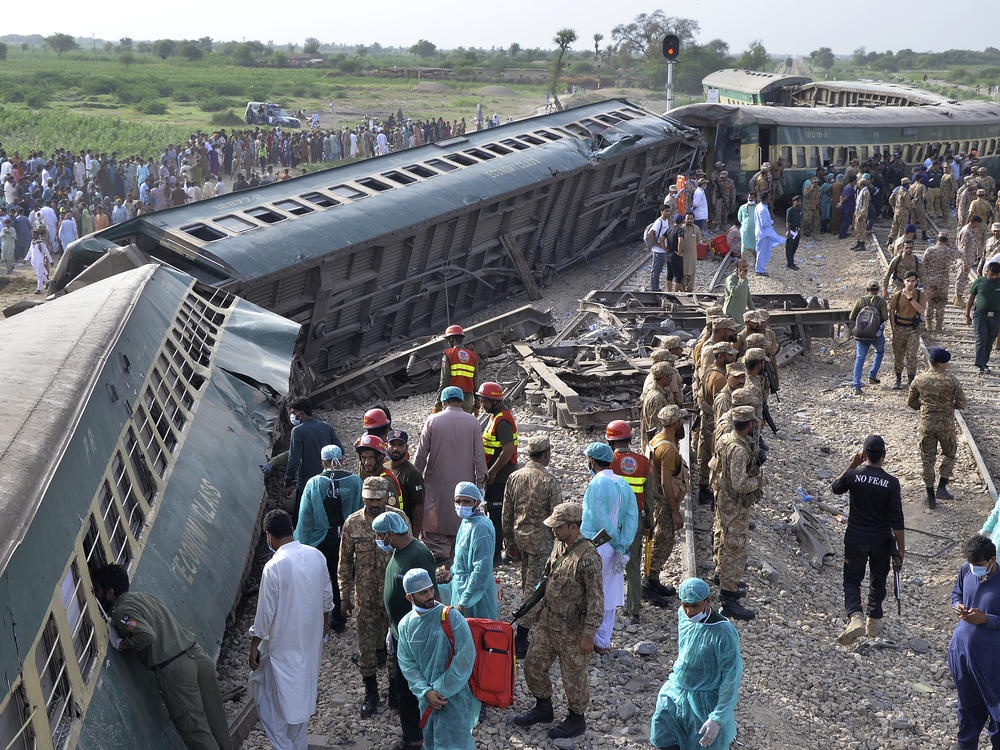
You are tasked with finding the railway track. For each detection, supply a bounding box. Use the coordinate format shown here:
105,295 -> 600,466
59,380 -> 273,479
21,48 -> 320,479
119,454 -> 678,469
869,217 -> 999,505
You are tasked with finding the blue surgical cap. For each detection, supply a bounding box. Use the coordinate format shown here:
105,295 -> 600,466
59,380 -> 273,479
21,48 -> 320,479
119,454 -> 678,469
403,568 -> 434,595
372,511 -> 408,534
584,442 -> 614,464
441,386 -> 465,402
321,444 -> 343,461
454,481 -> 483,502
678,577 -> 711,603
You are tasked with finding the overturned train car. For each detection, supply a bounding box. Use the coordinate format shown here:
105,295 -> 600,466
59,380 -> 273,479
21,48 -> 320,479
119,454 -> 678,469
53,99 -> 704,403
0,265 -> 299,750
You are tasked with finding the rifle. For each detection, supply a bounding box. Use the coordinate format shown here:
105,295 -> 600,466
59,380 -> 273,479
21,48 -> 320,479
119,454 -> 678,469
761,401 -> 778,435
510,528 -> 611,624
889,529 -> 903,616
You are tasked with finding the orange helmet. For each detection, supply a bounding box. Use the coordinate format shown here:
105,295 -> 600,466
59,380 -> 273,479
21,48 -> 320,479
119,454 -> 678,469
363,408 -> 390,429
476,381 -> 503,400
444,324 -> 465,337
356,434 -> 387,455
605,420 -> 632,440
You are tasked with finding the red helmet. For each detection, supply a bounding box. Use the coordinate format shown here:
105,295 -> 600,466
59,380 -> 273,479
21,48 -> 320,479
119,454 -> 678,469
444,324 -> 465,337
356,434 -> 387,456
605,420 -> 632,440
363,408 -> 390,429
476,381 -> 503,400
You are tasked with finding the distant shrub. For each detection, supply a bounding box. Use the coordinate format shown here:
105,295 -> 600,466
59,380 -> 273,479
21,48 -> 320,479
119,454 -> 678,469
211,110 -> 243,126
138,99 -> 167,115
199,97 -> 234,112
24,91 -> 47,109
337,58 -> 360,74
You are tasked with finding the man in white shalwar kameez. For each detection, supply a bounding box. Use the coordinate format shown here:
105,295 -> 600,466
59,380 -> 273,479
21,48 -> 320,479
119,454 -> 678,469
249,510 -> 333,750
26,232 -> 52,293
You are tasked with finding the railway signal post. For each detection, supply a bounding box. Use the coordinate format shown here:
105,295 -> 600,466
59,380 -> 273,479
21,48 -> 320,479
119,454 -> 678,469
663,34 -> 679,112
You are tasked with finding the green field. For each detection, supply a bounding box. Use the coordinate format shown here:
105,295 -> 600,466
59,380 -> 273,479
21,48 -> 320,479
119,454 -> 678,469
0,49 -> 552,157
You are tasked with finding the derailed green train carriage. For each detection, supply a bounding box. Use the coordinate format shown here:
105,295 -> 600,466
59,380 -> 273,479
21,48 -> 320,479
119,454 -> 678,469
0,266 -> 299,750
52,99 -> 704,403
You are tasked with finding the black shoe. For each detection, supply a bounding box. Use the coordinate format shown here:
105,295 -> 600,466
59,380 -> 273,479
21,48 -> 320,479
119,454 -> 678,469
868,375 -> 881,384
936,478 -> 954,500
922,231 -> 928,241
926,487 -> 937,510
720,590 -> 755,620
513,698 -> 554,727
853,386 -> 862,396
514,626 -> 529,660
698,485 -> 714,505
891,373 -> 902,390
547,712 -> 586,739
757,271 -> 769,277
712,575 -> 747,597
361,676 -> 380,718
644,575 -> 676,598
787,264 -> 799,270
907,373 -> 915,386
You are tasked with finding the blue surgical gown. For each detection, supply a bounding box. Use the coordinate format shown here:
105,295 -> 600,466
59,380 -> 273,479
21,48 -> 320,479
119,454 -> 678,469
650,608 -> 743,750
450,513 -> 499,620
397,604 -> 480,750
948,562 -> 1000,745
581,470 -> 638,554
294,471 -> 363,547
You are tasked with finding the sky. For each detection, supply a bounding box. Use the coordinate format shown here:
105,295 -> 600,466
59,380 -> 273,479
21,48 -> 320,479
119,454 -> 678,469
4,0 -> 997,55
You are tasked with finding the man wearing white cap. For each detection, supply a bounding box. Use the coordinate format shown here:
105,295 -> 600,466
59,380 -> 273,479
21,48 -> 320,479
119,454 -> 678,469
580,442 -> 638,653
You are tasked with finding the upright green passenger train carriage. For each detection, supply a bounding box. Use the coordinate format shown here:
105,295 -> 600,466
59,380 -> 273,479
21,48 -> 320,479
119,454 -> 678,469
671,101 -> 1000,201
0,265 -> 299,750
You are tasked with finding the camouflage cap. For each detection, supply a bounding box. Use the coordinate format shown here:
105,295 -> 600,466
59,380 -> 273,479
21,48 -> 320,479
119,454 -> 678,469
743,347 -> 768,362
543,501 -> 583,528
712,342 -> 738,357
726,362 -> 747,376
900,177 -> 910,184
660,334 -> 684,349
742,310 -> 758,323
362,475 -> 389,499
731,405 -> 757,422
756,309 -> 770,321
731,387 -> 757,407
978,189 -> 987,195
657,404 -> 685,426
992,222 -> 1000,231
651,349 -> 678,364
712,317 -> 738,331
705,304 -> 725,317
651,362 -> 673,378
866,279 -> 880,291
527,435 -> 551,453
744,333 -> 768,348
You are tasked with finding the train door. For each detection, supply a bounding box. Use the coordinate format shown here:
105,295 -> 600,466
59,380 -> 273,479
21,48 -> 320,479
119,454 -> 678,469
758,127 -> 774,167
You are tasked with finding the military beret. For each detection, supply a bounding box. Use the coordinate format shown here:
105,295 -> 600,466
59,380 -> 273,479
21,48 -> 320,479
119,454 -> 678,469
904,223 -> 916,234
651,349 -> 677,363
731,405 -> 757,422
651,362 -> 672,378
726,362 -> 747,376
544,501 -> 583,528
744,347 -> 768,362
712,342 -> 738,357
660,334 -> 684,349
712,317 -> 738,331
527,435 -> 551,453
929,347 -> 951,363
731,387 -> 757,407
657,404 -> 685,425
362,475 -> 389,499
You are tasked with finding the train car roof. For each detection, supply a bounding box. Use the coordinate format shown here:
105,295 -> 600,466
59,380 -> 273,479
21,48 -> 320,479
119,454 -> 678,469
0,266 -> 159,571
670,100 -> 1000,127
702,68 -> 812,94
77,99 -> 700,284
793,80 -> 953,105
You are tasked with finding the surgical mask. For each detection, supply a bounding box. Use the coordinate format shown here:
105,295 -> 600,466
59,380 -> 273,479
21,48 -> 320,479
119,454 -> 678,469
267,541 -> 275,553
687,609 -> 709,623
971,564 -> 990,578
588,469 -> 595,477
455,504 -> 474,519
290,413 -> 301,426
375,539 -> 392,552
412,602 -> 435,614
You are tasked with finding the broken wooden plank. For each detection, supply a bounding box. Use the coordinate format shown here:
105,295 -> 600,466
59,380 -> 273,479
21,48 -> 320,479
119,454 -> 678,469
500,232 -> 542,301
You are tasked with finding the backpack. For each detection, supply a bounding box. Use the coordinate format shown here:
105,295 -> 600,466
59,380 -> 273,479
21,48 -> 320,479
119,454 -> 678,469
642,221 -> 657,249
853,297 -> 881,343
419,607 -> 515,727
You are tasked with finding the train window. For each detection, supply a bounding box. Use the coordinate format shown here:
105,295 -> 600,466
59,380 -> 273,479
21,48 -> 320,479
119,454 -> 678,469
500,139 -> 530,151
60,562 -> 98,683
424,158 -> 458,173
609,110 -> 634,121
810,147 -> 821,168
902,145 -> 913,162
143,388 -> 183,448
381,170 -> 417,185
595,114 -> 621,125
273,199 -> 313,216
357,177 -> 393,192
822,147 -> 834,163
98,480 -> 131,567
860,146 -> 869,160
36,614 -> 75,749
82,516 -> 106,571
300,191 -> 340,208
444,153 -> 477,166
214,215 -> 257,233
463,148 -> 495,160
990,139 -> 998,155
123,429 -> 158,505
330,184 -> 369,200
961,141 -> 970,154
534,129 -> 562,140
244,207 -> 285,225
483,143 -> 512,156
0,685 -> 33,750
835,147 -> 847,164
135,405 -> 169,476
794,147 -> 806,168
622,108 -> 645,117
113,448 -> 148,535
180,223 -> 226,242
565,123 -> 592,137
403,164 -> 438,178
577,120 -> 604,136
517,134 -> 545,145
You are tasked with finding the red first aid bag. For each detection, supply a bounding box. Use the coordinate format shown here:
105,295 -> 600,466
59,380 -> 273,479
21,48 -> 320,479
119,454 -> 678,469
710,233 -> 730,256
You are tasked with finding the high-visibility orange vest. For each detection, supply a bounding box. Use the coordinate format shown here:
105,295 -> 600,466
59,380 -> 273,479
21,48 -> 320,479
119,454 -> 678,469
610,450 -> 650,511
444,347 -> 478,393
483,409 -> 518,466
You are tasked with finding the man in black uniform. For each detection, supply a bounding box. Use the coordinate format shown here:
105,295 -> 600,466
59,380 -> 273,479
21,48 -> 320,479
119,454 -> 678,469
94,564 -> 233,750
387,429 -> 425,538
284,396 -> 343,522
831,435 -> 906,645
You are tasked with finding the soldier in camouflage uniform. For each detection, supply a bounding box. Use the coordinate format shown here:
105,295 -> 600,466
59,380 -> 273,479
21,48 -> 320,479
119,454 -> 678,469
643,349 -> 683,406
852,177 -> 871,251
957,218 -> 983,302
338,476 -> 409,717
888,177 -> 913,242
713,362 -> 746,426
802,177 -> 822,237
909,174 -> 929,240
978,167 -> 996,201
970,190 -> 995,246
981,222 -> 1000,275
514,502 -> 603,740
503,435 -> 563,657
889,269 -> 926,390
648,405 -> 688,586
907,348 -> 967,508
883,241 -> 923,298
940,168 -> 957,222
712,405 -> 763,621
697,342 -> 738,505
712,171 -> 736,231
921,233 -> 963,331
957,178 -> 976,227
640,362 -> 673,452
